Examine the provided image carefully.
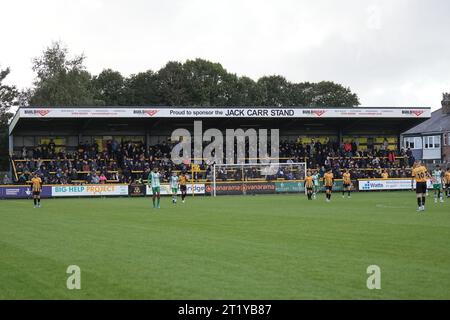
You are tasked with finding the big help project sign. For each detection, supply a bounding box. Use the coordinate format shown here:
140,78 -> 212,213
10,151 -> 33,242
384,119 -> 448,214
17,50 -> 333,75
52,185 -> 128,197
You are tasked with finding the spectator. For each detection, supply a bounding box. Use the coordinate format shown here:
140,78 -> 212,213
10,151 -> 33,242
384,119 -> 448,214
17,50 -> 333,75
382,138 -> 389,155
407,151 -> 415,167
82,161 -> 90,172
99,173 -> 107,184
3,174 -> 11,184
351,140 -> 358,154
388,150 -> 396,163
399,148 -> 406,167
342,141 -> 351,157
48,139 -> 56,152
91,172 -> 100,184
18,173 -> 27,183
69,169 -> 78,182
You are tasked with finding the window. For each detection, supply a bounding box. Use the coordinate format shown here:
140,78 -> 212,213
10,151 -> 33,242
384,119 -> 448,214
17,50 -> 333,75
24,136 -> 35,147
13,136 -> 24,147
404,137 -> 422,149
424,136 -> 431,149
38,137 -> 67,146
423,136 -> 441,149
415,137 -> 422,149
434,137 -> 441,149
404,137 -> 414,149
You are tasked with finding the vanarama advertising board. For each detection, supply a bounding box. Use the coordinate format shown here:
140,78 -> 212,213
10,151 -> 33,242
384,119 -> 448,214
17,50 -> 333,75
52,185 -> 128,197
209,182 -> 276,195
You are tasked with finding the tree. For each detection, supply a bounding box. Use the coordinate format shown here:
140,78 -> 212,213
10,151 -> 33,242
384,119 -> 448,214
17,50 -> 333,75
92,69 -> 126,106
183,59 -> 230,106
0,67 -> 18,170
156,61 -> 189,106
25,42 -> 361,108
226,76 -> 262,106
125,70 -> 160,106
289,82 -> 315,106
309,81 -> 360,107
257,75 -> 291,107
29,41 -> 96,106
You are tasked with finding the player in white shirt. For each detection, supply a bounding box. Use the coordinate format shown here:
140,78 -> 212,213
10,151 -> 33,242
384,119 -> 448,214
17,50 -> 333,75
148,167 -> 161,209
312,171 -> 320,199
432,165 -> 444,203
169,172 -> 179,204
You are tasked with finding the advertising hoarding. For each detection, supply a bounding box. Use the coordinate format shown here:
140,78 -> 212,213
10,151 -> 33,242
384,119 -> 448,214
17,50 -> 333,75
358,179 -> 433,191
0,186 -> 52,199
145,184 -> 205,195
52,185 -> 129,197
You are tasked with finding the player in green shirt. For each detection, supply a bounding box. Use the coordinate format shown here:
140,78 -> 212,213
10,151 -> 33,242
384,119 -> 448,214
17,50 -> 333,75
169,172 -> 179,204
148,167 -> 161,208
432,165 -> 444,203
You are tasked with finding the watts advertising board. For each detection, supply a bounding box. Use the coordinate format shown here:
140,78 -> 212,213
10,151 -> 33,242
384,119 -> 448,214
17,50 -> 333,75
358,179 -> 433,191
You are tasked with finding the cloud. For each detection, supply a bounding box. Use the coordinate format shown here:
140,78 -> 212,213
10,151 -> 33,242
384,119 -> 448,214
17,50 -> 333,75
366,4 -> 382,30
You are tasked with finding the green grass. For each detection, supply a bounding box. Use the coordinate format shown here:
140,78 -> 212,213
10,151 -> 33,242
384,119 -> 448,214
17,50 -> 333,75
1,192 -> 450,299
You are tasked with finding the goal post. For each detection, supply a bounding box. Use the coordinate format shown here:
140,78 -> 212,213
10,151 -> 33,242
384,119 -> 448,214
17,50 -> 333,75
212,162 -> 307,196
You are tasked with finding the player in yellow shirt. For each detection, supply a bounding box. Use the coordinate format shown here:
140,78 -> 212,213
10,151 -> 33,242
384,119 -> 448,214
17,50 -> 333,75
179,172 -> 188,203
30,173 -> 42,208
342,169 -> 352,199
411,161 -> 431,212
323,168 -> 334,202
444,167 -> 450,198
304,171 -> 314,200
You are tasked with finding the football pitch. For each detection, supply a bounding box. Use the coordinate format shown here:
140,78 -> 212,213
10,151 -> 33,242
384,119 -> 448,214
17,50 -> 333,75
1,192 -> 449,300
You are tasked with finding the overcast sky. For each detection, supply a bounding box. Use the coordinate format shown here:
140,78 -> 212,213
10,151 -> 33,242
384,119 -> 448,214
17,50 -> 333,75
1,0 -> 449,110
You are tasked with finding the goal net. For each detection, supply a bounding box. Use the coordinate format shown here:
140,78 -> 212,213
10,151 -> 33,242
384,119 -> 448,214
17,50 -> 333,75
212,162 -> 307,196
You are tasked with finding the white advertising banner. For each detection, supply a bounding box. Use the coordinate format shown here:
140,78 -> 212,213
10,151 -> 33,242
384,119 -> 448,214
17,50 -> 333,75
52,184 -> 129,197
358,179 -> 433,191
17,107 -> 431,119
146,184 -> 205,195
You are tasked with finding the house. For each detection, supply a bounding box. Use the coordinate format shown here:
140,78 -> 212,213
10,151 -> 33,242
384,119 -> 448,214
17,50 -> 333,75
401,93 -> 450,164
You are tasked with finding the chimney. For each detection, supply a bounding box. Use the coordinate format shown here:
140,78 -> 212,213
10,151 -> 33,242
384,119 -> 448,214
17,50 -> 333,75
442,93 -> 450,114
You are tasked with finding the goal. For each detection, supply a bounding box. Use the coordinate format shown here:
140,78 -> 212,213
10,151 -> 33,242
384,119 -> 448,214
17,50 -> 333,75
212,162 -> 307,196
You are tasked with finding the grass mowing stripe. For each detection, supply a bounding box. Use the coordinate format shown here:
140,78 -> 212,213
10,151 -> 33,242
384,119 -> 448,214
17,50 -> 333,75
0,191 -> 449,299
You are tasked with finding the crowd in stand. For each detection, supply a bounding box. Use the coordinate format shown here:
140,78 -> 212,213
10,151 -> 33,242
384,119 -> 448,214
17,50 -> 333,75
10,137 -> 416,184
279,138 -> 415,180
13,139 -> 195,184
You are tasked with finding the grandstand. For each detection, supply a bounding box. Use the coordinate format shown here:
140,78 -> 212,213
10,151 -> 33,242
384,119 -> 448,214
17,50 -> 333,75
6,106 -> 430,195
